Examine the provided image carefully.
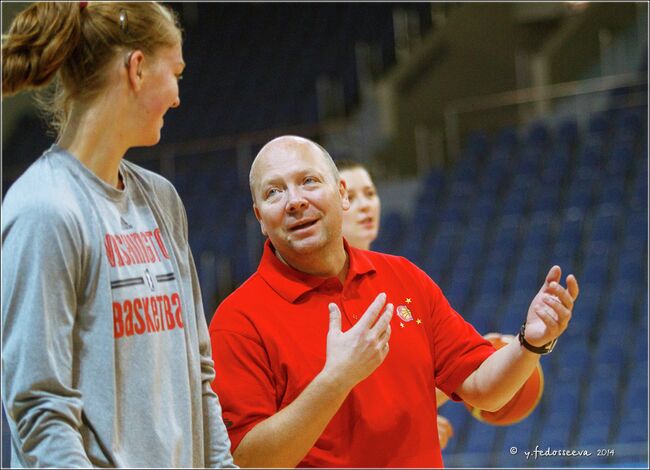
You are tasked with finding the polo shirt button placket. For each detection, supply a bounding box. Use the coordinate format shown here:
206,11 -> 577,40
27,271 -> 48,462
339,290 -> 358,325
348,297 -> 358,321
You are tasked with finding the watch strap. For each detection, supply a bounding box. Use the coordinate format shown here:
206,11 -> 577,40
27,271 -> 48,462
518,322 -> 557,355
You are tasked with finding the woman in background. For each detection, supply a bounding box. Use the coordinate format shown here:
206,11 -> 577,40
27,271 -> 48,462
2,2 -> 234,467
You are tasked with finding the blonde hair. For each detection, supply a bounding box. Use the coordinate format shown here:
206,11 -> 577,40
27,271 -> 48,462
2,1 -> 182,135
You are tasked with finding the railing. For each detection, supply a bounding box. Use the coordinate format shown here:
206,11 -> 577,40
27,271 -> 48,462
443,72 -> 648,160
128,118 -> 350,186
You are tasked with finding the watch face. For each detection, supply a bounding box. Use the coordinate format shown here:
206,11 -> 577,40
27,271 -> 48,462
545,338 -> 558,353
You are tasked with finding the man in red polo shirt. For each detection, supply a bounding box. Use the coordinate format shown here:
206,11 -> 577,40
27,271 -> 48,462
209,136 -> 579,468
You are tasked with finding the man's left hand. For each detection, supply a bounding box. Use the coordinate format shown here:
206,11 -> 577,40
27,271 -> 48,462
524,265 -> 579,347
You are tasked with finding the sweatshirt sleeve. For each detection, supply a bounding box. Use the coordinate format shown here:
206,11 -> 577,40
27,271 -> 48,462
1,200 -> 92,467
187,249 -> 237,468
170,185 -> 236,469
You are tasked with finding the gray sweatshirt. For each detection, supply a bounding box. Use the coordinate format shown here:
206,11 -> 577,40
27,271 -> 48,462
1,146 -> 235,468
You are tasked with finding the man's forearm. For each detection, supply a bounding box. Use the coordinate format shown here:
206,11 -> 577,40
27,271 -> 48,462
457,340 -> 540,412
233,371 -> 352,468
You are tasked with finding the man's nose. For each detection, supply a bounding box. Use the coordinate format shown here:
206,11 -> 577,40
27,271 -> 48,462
286,189 -> 308,212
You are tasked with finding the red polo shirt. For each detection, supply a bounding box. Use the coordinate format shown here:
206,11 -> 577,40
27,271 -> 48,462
210,240 -> 495,468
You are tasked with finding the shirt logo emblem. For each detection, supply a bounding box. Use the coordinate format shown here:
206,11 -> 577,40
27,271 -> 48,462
396,305 -> 414,322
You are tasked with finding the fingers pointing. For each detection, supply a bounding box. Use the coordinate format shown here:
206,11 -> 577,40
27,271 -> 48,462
328,303 -> 342,333
372,304 -> 394,342
356,292 -> 387,329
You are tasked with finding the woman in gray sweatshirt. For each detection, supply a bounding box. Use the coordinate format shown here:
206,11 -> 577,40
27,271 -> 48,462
1,2 -> 235,467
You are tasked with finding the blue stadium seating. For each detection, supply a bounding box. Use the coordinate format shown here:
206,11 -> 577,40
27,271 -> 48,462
439,402 -> 471,456
497,291 -> 532,333
537,410 -> 575,466
463,420 -> 499,454
490,407 -> 541,468
372,211 -> 404,254
412,95 -> 646,464
556,117 -> 579,148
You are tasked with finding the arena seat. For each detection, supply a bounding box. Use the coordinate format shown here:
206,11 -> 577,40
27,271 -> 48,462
463,420 -> 499,454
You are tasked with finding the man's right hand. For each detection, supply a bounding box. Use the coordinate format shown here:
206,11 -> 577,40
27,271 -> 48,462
324,292 -> 394,390
232,293 -> 394,468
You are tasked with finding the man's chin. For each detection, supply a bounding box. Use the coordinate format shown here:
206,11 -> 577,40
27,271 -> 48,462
282,232 -> 330,255
288,238 -> 324,253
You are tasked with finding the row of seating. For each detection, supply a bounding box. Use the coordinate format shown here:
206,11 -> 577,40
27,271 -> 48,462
160,2 -> 431,144
398,101 -> 647,466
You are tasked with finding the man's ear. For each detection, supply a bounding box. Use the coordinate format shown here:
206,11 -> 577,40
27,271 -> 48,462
125,50 -> 145,90
339,179 -> 350,211
253,204 -> 267,237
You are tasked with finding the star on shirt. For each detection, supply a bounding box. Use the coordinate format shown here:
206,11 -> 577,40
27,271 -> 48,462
400,322 -> 405,328
416,318 -> 422,324
405,298 -> 412,304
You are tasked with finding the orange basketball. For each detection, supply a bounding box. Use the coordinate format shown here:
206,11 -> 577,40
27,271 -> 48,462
464,334 -> 544,426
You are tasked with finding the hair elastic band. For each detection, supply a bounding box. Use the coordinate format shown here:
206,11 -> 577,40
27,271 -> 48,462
79,2 -> 88,10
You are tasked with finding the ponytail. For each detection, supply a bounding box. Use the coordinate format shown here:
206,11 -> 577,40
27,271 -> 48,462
2,2 -> 181,136
2,2 -> 82,96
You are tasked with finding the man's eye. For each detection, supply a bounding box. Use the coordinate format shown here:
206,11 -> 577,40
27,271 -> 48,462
266,188 -> 279,198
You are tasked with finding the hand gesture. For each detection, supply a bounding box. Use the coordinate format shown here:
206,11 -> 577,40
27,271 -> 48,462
524,265 -> 579,347
323,293 -> 394,390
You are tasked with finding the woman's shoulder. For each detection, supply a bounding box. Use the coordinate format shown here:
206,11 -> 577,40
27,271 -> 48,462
4,150 -> 77,213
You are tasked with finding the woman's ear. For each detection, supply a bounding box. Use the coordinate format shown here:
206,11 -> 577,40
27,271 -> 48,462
125,50 -> 145,90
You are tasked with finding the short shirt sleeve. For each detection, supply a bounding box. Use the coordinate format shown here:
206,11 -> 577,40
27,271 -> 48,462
411,262 -> 496,400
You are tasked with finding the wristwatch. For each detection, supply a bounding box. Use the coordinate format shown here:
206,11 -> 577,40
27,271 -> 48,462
518,322 -> 557,355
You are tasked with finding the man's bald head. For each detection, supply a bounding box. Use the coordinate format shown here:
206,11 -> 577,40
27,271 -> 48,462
249,135 -> 340,203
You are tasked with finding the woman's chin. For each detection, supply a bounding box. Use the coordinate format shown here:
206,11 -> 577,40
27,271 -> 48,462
134,132 -> 162,148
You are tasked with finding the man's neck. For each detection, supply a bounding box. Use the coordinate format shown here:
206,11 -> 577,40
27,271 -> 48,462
274,242 -> 349,284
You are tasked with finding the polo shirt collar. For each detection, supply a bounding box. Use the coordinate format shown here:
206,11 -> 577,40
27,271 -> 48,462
258,238 -> 376,303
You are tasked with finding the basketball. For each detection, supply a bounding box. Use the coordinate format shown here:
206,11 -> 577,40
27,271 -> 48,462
464,334 -> 544,426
